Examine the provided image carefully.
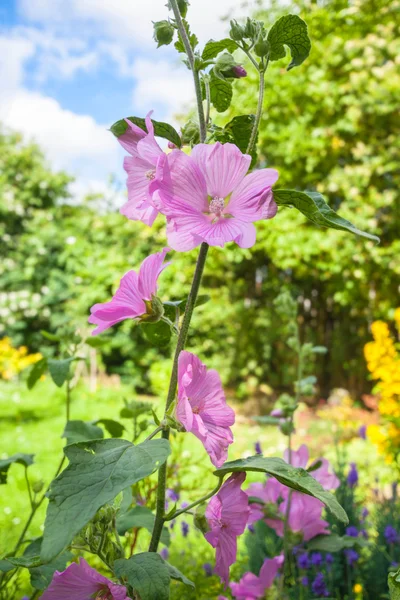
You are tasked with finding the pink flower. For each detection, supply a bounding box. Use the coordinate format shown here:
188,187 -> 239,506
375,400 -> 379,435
246,477 -> 286,525
88,247 -> 169,335
41,558 -> 129,600
151,142 -> 278,251
284,445 -> 340,491
118,111 -> 164,226
205,472 -> 250,584
277,492 -> 330,541
230,555 -> 284,599
176,351 -> 235,467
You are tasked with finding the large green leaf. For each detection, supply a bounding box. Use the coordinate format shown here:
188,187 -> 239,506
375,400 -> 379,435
47,357 -> 75,387
24,538 -> 72,590
214,455 -> 348,524
41,438 -> 171,562
306,534 -> 358,552
389,567 -> 400,599
61,420 -> 104,445
202,38 -> 237,60
110,117 -> 181,148
274,189 -> 380,242
140,320 -> 172,347
27,357 -> 48,390
114,553 -> 170,600
209,73 -> 233,112
116,505 -> 170,546
0,453 -> 34,484
96,418 -> 125,438
166,562 -> 195,588
267,14 -> 311,70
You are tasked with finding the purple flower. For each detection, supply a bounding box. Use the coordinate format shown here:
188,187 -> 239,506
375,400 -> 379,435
160,548 -> 169,560
271,408 -> 284,418
311,553 -> 323,567
385,525 -> 399,545
297,554 -> 310,570
254,441 -> 262,455
361,528 -> 368,539
229,555 -> 283,599
284,445 -> 340,491
181,501 -> 189,509
203,562 -> 213,577
41,558 -> 129,600
358,425 -> 367,439
248,523 -> 255,533
301,576 -> 309,586
311,573 -> 329,597
325,553 -> 334,566
344,549 -> 359,566
361,508 -> 369,520
347,463 -> 359,488
169,519 -> 176,530
232,65 -> 247,78
167,488 -> 180,503
181,521 -> 189,537
346,526 -> 359,538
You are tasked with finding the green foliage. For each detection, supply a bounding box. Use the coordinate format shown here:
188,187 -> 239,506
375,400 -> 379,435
0,453 -> 34,484
47,357 -> 75,387
267,14 -> 311,70
153,20 -> 175,48
202,39 -> 238,60
209,72 -> 233,112
61,420 -> 104,444
41,438 -> 171,561
110,116 -> 181,148
116,505 -> 170,546
23,538 -> 72,590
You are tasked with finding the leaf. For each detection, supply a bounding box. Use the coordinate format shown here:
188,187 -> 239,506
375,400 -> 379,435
23,538 -> 72,590
0,453 -> 34,484
27,357 -> 48,390
62,420 -> 104,445
85,336 -> 107,348
164,294 -> 210,315
96,419 -> 125,438
252,416 -> 282,425
0,559 -> 14,573
166,562 -> 195,588
312,346 -> 328,354
116,505 -> 170,546
41,438 -> 171,562
389,567 -> 400,599
209,73 -> 233,112
40,330 -> 61,342
7,555 -> 43,568
110,116 -> 181,148
306,534 -> 356,552
202,38 -> 237,60
174,18 -> 198,54
141,320 -> 172,347
224,115 -> 255,154
214,455 -> 348,524
114,553 -> 170,600
274,189 -> 380,243
267,14 -> 311,70
48,357 -> 75,387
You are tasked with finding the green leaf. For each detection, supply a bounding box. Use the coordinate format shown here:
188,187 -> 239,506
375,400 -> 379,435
202,38 -> 237,60
40,330 -> 61,342
306,533 -> 357,552
267,14 -> 311,70
209,73 -> 233,112
114,553 -> 170,600
85,336 -> 107,348
6,555 -> 43,568
141,320 -> 172,347
252,415 -> 282,426
166,562 -> 195,588
27,357 -> 48,390
120,400 -> 153,419
224,114 -> 255,154
116,505 -> 170,546
312,346 -> 328,354
62,420 -> 104,445
0,559 -> 14,573
22,538 -> 72,590
110,116 -> 181,148
96,418 -> 125,438
41,438 -> 171,562
214,455 -> 348,524
274,189 -> 380,243
174,18 -> 198,54
389,567 -> 400,599
47,357 -> 75,387
0,453 -> 34,484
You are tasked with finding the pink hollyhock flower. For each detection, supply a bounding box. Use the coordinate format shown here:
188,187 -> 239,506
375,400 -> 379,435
118,111 -> 164,226
205,472 -> 250,584
284,445 -> 340,490
41,558 -> 129,600
151,142 -> 278,251
176,351 -> 235,467
88,247 -> 169,335
230,555 -> 284,599
246,477 -> 286,525
264,492 -> 329,541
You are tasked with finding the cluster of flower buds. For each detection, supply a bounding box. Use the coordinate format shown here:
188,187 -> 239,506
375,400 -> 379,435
229,17 -> 270,58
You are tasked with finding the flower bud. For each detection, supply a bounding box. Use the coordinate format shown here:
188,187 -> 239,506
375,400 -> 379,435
244,17 -> 258,40
141,295 -> 164,323
168,0 -> 189,17
232,65 -> 247,78
153,20 -> 174,48
254,35 -> 270,58
214,52 -> 247,80
181,119 -> 200,146
193,504 -> 210,534
229,19 -> 245,41
279,419 -> 295,436
32,480 -> 44,494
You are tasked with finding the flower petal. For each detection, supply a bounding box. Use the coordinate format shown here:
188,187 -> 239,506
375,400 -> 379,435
118,119 -> 146,156
136,111 -> 164,165
226,169 -> 279,222
138,247 -> 169,300
191,142 -> 251,198
166,150 -> 208,211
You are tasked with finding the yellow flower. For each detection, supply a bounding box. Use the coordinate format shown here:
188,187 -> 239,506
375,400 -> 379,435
0,337 -> 42,380
353,583 -> 363,594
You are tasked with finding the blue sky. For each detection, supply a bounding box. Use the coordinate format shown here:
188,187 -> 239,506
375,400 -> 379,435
0,0 -> 258,197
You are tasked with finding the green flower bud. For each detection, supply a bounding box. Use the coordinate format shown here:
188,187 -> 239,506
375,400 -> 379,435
229,19 -> 245,41
181,119 -> 200,146
193,504 -> 210,534
244,17 -> 258,40
141,295 -> 164,323
254,35 -> 270,58
214,52 -> 247,80
32,480 -> 44,494
279,419 -> 295,436
153,20 -> 174,48
167,0 -> 189,17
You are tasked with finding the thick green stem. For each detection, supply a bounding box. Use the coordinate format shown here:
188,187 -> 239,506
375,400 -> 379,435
149,243 -> 209,552
165,476 -> 223,521
246,68 -> 265,156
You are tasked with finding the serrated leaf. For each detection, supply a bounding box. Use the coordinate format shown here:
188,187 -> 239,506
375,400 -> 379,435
174,18 -> 198,54
96,419 -> 125,438
141,320 -> 172,347
0,453 -> 34,484
27,357 -> 48,390
114,553 -> 170,600
117,505 -> 170,546
267,14 -> 311,70
48,357 -> 75,387
224,115 -> 255,154
166,562 -> 195,587
110,116 -> 181,148
214,455 -> 348,524
62,420 -> 104,445
41,438 -> 171,562
202,38 -> 237,60
274,189 -> 380,242
209,74 -> 232,112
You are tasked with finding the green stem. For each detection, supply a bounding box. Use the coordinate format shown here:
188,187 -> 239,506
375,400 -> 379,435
149,243 -> 209,552
66,378 -> 71,422
24,467 -> 33,509
144,425 -> 165,442
246,68 -> 265,156
204,76 -> 211,126
165,476 -> 224,521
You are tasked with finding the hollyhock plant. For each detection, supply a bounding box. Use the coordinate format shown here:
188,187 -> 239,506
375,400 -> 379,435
151,142 -> 278,251
88,247 -> 169,335
118,111 -> 164,226
176,351 -> 235,467
246,476 -> 286,525
229,555 -> 284,599
284,445 -> 340,490
205,472 -> 250,584
41,558 -> 129,600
